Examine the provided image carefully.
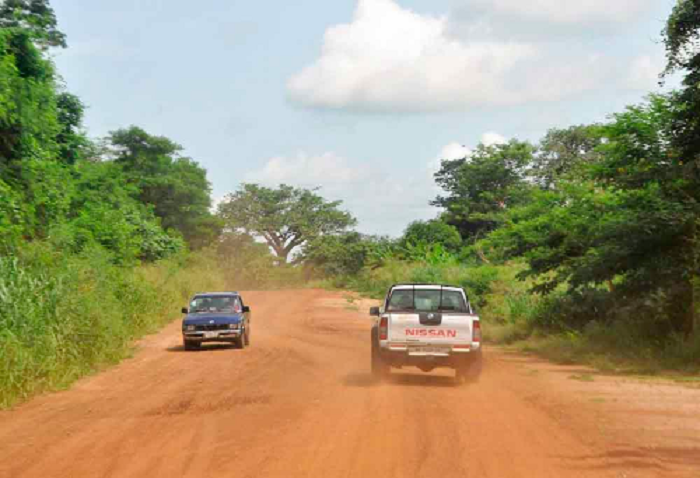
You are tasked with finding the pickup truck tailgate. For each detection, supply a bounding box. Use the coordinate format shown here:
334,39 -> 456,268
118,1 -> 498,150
388,313 -> 473,344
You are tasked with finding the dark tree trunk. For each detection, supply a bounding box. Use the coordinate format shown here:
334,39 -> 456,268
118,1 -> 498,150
668,279 -> 695,337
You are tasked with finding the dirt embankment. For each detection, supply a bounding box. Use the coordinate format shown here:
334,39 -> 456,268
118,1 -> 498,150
0,290 -> 698,478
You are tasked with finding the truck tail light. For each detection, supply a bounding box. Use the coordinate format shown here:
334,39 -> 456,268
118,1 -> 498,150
379,316 -> 388,341
472,321 -> 482,343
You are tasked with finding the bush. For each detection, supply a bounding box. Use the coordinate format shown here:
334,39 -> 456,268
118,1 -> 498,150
342,256 -> 514,313
401,220 -> 463,253
0,242 -> 226,408
0,178 -> 23,250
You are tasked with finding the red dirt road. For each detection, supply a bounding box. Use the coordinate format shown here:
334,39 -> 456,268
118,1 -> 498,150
0,290 -> 698,478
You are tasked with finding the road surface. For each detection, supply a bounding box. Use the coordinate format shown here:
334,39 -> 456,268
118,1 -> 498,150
0,290 -> 698,478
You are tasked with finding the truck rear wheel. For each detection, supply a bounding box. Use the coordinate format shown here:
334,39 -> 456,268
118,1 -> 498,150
455,348 -> 483,384
371,327 -> 390,381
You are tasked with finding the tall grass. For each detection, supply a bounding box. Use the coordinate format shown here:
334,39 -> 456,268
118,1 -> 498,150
0,244 -> 226,408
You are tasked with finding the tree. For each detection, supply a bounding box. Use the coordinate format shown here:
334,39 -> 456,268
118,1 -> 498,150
108,126 -> 220,249
0,28 -> 59,176
662,3 -> 700,335
62,161 -> 184,263
0,0 -> 67,49
488,95 -> 698,335
56,92 -> 87,165
663,0 -> 700,75
0,25 -> 62,240
433,140 -> 535,240
401,220 -> 462,253
218,184 -> 357,263
533,125 -> 604,189
304,232 -> 376,277
662,1 -> 700,192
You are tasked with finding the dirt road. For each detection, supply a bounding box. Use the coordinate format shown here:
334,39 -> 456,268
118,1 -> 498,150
0,290 -> 698,478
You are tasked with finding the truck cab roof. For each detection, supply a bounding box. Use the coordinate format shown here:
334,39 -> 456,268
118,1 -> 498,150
390,284 -> 463,291
193,292 -> 240,297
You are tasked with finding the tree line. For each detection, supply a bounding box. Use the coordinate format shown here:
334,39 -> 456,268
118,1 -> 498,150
2,0 -> 699,347
0,0 -> 220,264
221,1 -> 700,346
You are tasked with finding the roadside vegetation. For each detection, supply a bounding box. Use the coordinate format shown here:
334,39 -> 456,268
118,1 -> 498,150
0,0 -> 233,407
2,0 -> 699,407
0,247 -> 227,408
302,1 -> 700,374
0,0 -> 324,406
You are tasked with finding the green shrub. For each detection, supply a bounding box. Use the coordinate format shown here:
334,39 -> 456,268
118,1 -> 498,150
0,243 -> 226,408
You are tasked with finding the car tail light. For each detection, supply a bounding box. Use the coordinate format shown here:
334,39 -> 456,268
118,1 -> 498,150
472,321 -> 482,343
379,316 -> 388,341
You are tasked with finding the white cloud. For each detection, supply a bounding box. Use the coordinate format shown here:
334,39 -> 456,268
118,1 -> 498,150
287,0 -> 640,113
431,133 -> 505,170
627,54 -> 663,91
246,152 -> 364,186
288,0 -> 541,112
245,151 -> 439,236
433,132 -> 506,166
467,0 -> 654,25
481,131 -> 507,146
246,130 -> 513,235
439,142 -> 471,162
430,142 -> 470,172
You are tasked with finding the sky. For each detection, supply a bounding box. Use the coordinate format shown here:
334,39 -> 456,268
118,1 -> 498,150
52,0 -> 678,237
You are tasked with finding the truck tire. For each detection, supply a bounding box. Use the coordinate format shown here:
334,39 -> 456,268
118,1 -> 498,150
244,327 -> 251,346
371,327 -> 390,381
455,348 -> 483,384
184,340 -> 200,351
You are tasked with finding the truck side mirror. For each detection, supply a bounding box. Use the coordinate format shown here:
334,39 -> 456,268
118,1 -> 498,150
369,307 -> 380,316
181,307 -> 189,314
243,306 -> 251,313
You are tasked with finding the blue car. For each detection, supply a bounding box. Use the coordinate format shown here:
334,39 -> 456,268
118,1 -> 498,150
181,292 -> 252,351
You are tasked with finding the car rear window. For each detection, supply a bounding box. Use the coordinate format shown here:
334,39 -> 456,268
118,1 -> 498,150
386,289 -> 468,312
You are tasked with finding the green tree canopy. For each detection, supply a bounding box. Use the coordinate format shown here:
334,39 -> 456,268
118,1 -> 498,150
218,184 -> 357,263
304,232 -> 378,277
433,139 -> 535,240
487,95 -> 698,335
0,0 -> 66,49
0,28 -> 59,176
663,1 -> 700,172
533,125 -> 604,188
55,92 -> 87,165
401,219 -> 462,253
107,126 -> 220,249
664,0 -> 700,75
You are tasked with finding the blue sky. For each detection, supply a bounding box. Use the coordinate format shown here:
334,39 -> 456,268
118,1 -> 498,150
52,0 -> 678,236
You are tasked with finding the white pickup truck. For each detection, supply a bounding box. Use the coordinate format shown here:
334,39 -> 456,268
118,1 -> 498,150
370,284 -> 483,383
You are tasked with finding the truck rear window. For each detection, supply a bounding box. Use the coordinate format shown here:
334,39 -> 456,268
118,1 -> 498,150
386,289 -> 468,312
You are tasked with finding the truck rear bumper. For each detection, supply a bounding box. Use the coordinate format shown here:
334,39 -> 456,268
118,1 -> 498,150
378,343 -> 480,369
382,342 -> 480,354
